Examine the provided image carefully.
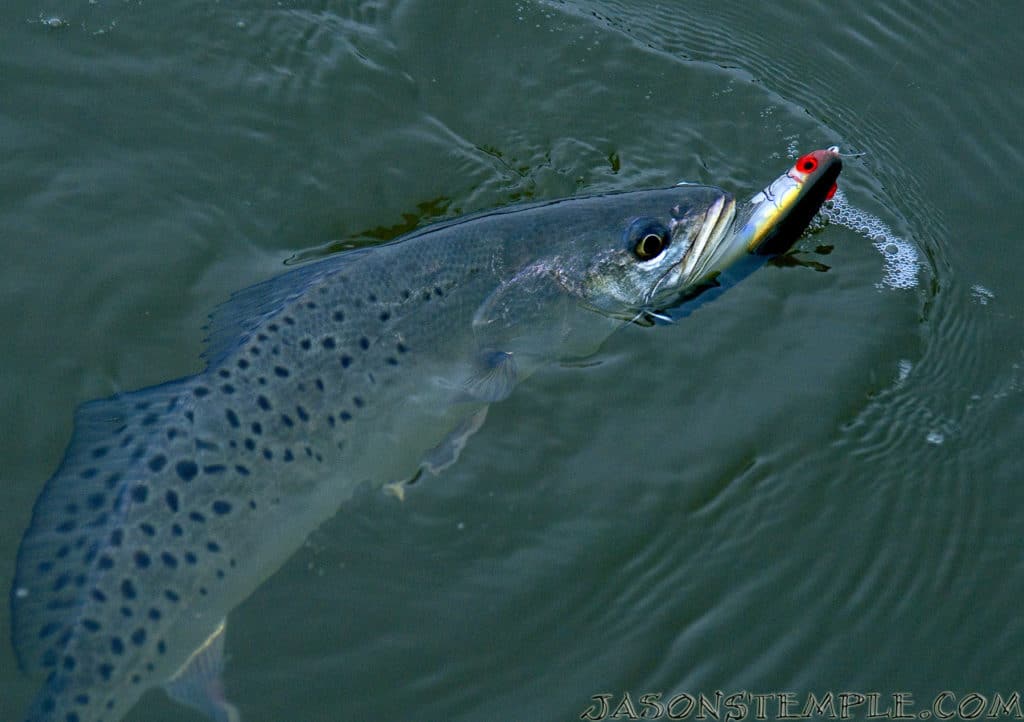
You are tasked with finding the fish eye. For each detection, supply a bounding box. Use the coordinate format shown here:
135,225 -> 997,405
635,233 -> 666,260
796,153 -> 819,174
626,219 -> 671,261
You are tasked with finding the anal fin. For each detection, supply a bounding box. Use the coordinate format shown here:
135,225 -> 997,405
383,407 -> 489,501
163,619 -> 240,722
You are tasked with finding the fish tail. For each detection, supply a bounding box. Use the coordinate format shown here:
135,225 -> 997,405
11,377 -> 199,718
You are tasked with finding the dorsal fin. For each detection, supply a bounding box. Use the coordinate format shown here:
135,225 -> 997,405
201,250 -> 370,365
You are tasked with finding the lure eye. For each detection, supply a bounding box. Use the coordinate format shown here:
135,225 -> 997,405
635,232 -> 667,260
626,218 -> 671,261
796,153 -> 819,174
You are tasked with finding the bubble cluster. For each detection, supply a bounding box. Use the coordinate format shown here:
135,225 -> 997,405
821,188 -> 920,290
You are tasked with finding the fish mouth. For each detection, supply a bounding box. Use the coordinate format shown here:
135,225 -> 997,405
677,193 -> 738,283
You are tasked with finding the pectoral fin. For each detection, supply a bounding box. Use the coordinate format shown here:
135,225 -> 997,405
464,351 -> 517,402
163,619 -> 240,722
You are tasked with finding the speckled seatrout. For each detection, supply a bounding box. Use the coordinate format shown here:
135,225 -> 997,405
12,149 -> 841,722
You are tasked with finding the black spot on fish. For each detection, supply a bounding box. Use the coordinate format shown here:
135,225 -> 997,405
105,472 -> 121,490
333,310 -> 345,322
99,663 -> 113,680
171,523 -> 183,537
306,301 -> 316,309
379,310 -> 391,322
353,396 -> 364,408
121,579 -> 137,599
130,485 -> 148,503
251,421 -> 262,435
422,290 -> 432,301
257,333 -> 268,342
237,358 -> 250,370
257,376 -> 267,385
110,637 -> 124,655
134,551 -> 150,569
249,500 -> 257,510
196,438 -> 219,452
221,384 -> 235,395
164,589 -> 180,603
87,492 -> 106,510
315,378 -> 324,391
62,655 -> 75,671
131,628 -> 146,646
268,323 -> 279,332
91,446 -> 109,459
157,640 -> 167,655
274,366 -> 290,378
216,569 -> 225,579
226,409 -> 240,428
368,293 -> 377,303
386,357 -> 398,366
341,354 -> 353,368
177,460 -> 198,481
165,490 -> 179,513
340,411 -> 352,422
281,413 -> 294,427
300,338 -> 312,350
236,464 -> 250,476
38,622 -> 61,639
263,448 -> 273,460
66,712 -> 80,722
327,415 -> 336,428
121,607 -> 132,618
207,541 -> 221,553
184,552 -> 197,565
52,573 -> 71,592
185,410 -> 194,423
203,464 -> 227,475
139,523 -> 156,537
98,555 -> 114,570
80,468 -> 98,480
111,529 -> 124,547
296,405 -> 309,422
212,500 -> 232,515
189,511 -> 206,524
142,413 -> 159,426
434,286 -> 444,297
401,289 -> 411,300
82,619 -> 101,632
283,449 -> 294,462
161,552 -> 177,568
322,337 -> 336,349
244,438 -> 256,451
56,520 -> 76,534
149,607 -> 162,620
194,387 -> 210,398
56,545 -> 69,559
249,346 -> 260,356
257,395 -> 272,411
284,315 -> 295,325
359,337 -> 370,350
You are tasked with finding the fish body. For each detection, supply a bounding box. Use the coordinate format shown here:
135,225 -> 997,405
12,151 -> 841,722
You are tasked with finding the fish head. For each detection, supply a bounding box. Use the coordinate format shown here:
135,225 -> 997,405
570,147 -> 843,323
568,186 -> 738,322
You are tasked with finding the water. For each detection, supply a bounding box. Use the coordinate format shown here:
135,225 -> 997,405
3,1 -> 1022,720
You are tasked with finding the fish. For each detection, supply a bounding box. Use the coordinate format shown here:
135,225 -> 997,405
11,147 -> 842,722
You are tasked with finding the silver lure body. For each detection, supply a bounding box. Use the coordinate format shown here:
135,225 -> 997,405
14,185 -> 745,722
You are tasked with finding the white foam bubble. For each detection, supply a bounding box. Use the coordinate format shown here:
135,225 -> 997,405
821,188 -> 921,290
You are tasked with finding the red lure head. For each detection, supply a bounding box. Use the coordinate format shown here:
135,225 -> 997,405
789,147 -> 841,200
